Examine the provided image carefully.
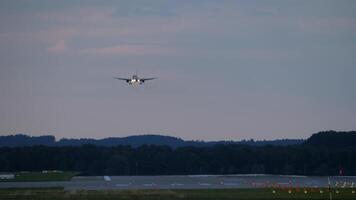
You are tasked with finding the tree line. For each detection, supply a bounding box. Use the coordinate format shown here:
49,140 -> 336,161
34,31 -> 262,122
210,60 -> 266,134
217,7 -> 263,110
0,143 -> 355,176
0,134 -> 303,147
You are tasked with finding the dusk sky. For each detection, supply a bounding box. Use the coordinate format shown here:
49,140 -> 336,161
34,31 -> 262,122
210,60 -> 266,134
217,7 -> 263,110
0,0 -> 355,140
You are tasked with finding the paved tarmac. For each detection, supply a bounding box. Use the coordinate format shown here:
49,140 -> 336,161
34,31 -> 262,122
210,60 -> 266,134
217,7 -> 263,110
0,175 -> 355,190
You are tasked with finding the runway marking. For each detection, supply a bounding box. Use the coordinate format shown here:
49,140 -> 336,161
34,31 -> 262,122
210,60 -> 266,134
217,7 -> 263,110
221,182 -> 238,186
253,182 -> 267,185
170,183 -> 184,186
198,182 -> 211,186
277,182 -> 291,185
143,183 -> 156,187
115,183 -> 131,187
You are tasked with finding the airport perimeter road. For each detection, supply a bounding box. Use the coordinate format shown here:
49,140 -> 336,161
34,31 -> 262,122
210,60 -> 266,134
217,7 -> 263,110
0,175 -> 355,190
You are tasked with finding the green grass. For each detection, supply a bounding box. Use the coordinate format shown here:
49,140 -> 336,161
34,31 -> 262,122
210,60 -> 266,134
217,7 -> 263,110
0,188 -> 355,200
0,171 -> 78,182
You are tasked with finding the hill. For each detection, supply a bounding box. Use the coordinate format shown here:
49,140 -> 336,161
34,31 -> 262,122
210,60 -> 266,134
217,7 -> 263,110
0,134 -> 55,147
304,130 -> 356,147
0,134 -> 303,147
57,135 -> 187,148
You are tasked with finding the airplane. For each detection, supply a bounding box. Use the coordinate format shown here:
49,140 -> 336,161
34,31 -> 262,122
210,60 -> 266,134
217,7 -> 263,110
114,72 -> 157,85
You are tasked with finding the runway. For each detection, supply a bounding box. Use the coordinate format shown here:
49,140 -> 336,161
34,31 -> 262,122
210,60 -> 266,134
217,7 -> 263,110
1,175 -> 355,190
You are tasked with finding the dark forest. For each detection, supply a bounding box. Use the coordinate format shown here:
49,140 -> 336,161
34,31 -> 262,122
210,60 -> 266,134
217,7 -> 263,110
0,131 -> 355,176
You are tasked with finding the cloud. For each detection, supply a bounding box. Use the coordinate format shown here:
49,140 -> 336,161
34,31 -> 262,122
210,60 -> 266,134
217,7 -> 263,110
29,6 -> 116,25
3,2 -> 356,58
26,6 -> 184,56
297,17 -> 356,33
239,49 -> 295,61
47,40 -> 68,54
81,44 -> 175,56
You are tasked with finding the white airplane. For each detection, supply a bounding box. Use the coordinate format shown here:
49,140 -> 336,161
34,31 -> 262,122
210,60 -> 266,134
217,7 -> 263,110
114,72 -> 157,85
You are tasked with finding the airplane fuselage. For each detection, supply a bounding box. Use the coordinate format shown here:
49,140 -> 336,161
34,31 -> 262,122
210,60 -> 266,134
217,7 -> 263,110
114,73 -> 156,85
128,76 -> 143,85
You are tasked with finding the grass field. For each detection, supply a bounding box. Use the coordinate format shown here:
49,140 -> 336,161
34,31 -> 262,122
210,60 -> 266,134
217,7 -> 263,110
0,171 -> 78,182
0,188 -> 355,200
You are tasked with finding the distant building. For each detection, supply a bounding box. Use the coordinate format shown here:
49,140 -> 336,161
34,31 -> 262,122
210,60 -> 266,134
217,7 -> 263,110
104,176 -> 111,181
0,174 -> 15,179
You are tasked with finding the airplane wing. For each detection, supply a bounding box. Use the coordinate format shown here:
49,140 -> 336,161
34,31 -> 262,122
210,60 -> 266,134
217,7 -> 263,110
113,77 -> 130,81
141,78 -> 158,81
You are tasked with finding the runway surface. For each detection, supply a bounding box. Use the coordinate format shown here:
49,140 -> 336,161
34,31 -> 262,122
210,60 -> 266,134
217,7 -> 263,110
1,175 -> 355,190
